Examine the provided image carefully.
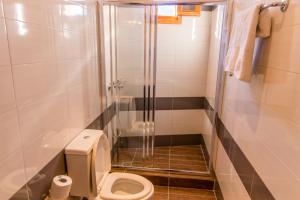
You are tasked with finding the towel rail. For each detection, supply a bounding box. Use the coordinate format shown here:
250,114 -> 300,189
261,0 -> 289,12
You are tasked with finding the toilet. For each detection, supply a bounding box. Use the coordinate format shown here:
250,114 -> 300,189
65,129 -> 154,200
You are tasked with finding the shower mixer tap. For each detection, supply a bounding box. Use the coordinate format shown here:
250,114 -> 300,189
108,80 -> 127,90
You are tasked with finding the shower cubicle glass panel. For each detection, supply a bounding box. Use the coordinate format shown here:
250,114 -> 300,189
102,1 -> 225,175
103,4 -> 157,165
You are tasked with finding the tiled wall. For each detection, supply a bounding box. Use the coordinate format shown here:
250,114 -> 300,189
156,11 -> 211,98
155,10 -> 212,135
214,137 -> 250,199
0,0 -> 100,199
215,0 -> 300,199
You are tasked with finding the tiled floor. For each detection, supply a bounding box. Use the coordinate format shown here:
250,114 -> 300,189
153,185 -> 216,200
112,145 -> 208,173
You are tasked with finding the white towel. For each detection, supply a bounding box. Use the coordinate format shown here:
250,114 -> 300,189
257,8 -> 272,38
224,3 -> 272,82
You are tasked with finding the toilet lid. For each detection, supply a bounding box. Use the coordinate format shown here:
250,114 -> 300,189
99,172 -> 153,200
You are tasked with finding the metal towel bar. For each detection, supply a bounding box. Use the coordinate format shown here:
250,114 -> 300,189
261,0 -> 289,12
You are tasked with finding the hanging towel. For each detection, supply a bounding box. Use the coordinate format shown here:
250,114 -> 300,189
257,8 -> 272,38
224,3 -> 272,82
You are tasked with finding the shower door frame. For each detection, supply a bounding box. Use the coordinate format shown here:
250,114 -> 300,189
98,0 -> 228,175
103,3 -> 158,160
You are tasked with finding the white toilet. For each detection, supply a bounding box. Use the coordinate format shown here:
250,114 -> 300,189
65,129 -> 154,200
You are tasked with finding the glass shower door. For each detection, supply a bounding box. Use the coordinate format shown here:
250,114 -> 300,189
103,4 -> 158,167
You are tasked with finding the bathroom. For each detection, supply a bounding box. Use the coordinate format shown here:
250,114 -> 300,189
0,0 -> 299,199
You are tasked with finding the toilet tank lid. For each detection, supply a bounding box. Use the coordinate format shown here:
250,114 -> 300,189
65,129 -> 104,155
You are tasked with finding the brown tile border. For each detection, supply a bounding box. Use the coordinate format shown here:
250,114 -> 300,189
10,103 -> 117,200
10,151 -> 67,200
203,98 -> 214,124
120,97 -> 205,111
88,97 -> 206,131
214,181 -> 224,200
9,185 -> 28,200
87,102 -> 116,130
215,115 -> 275,200
169,176 -> 214,190
203,100 -> 275,199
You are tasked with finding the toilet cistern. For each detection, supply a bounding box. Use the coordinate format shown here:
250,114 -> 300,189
65,129 -> 154,200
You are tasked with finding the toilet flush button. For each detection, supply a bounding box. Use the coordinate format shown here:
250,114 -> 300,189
83,135 -> 90,139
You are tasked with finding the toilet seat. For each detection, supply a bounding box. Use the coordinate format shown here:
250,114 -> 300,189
99,172 -> 153,200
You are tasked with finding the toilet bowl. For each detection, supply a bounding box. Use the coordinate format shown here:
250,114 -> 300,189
65,129 -> 154,200
99,172 -> 154,200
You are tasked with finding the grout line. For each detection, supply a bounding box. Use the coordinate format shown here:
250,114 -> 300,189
168,145 -> 171,171
200,145 -> 209,172
213,190 -> 218,200
168,145 -> 171,200
130,148 -> 138,167
167,176 -> 170,200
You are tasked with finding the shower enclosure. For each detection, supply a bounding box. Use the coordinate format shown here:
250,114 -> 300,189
100,0 -> 225,175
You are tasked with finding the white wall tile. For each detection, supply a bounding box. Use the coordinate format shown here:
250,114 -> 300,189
44,0 -> 62,30
172,80 -> 206,97
0,0 -> 4,18
215,138 -> 251,200
3,0 -> 47,25
155,110 -> 172,135
23,128 -> 69,180
0,109 -> 22,161
18,94 -> 69,146
0,149 -> 27,200
12,62 -> 66,106
6,20 -> 55,64
61,2 -> 84,32
155,82 -> 173,97
173,64 -> 207,85
67,84 -> 91,135
157,54 -> 176,70
0,18 -> 10,66
171,110 -> 204,134
0,67 -> 16,113
259,25 -> 300,73
156,68 -> 174,84
272,2 -> 300,28
61,30 -> 84,60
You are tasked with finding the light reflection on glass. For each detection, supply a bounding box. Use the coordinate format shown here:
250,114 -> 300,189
215,7 -> 223,39
17,21 -> 28,36
158,5 -> 177,17
62,5 -> 83,16
64,31 -> 70,39
15,3 -> 25,21
192,18 -> 196,40
15,3 -> 28,36
124,20 -> 142,25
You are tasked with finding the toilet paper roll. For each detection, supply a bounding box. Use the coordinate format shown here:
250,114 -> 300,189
49,175 -> 72,200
